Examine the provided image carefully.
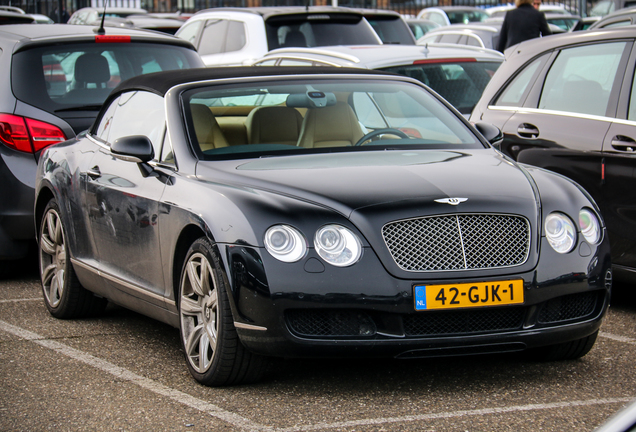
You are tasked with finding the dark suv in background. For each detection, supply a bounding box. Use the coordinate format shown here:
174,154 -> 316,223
0,24 -> 204,276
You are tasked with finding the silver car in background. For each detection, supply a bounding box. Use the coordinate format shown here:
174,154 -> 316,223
252,43 -> 503,115
175,7 -> 382,67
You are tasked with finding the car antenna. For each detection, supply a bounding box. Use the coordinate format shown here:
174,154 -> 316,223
421,43 -> 429,57
94,0 -> 108,35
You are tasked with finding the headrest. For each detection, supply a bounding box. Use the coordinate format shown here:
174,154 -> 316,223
74,53 -> 111,84
283,30 -> 307,47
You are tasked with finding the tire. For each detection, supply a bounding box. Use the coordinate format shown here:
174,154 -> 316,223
38,199 -> 107,319
178,237 -> 269,387
529,331 -> 599,361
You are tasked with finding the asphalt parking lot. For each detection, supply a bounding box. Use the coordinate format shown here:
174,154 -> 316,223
1,260 -> 635,432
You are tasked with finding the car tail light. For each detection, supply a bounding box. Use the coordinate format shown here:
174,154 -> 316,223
95,35 -> 131,43
0,114 -> 66,153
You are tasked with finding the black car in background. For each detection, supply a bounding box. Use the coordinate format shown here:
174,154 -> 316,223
0,24 -> 204,276
35,66 -> 610,386
471,27 -> 636,281
0,10 -> 35,24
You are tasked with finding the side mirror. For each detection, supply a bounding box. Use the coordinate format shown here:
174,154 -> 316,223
473,122 -> 503,149
111,135 -> 154,163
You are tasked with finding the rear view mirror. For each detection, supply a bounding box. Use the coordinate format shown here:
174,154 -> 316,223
111,135 -> 154,163
473,122 -> 503,149
287,91 -> 337,108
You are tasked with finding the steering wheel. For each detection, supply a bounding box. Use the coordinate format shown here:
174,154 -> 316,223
354,128 -> 410,146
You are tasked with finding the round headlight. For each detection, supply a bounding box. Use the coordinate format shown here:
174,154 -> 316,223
264,225 -> 307,262
579,208 -> 601,245
545,212 -> 576,254
314,225 -> 362,267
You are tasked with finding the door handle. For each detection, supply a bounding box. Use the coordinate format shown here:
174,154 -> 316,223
611,135 -> 636,152
86,166 -> 101,179
517,123 -> 539,139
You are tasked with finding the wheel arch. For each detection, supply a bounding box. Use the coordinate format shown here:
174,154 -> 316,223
34,185 -> 56,241
172,224 -> 208,305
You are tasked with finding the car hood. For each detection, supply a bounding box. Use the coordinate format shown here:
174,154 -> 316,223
196,148 -> 539,219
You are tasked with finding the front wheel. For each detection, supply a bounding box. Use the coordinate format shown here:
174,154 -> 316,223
529,331 -> 598,361
178,237 -> 268,386
39,199 -> 106,318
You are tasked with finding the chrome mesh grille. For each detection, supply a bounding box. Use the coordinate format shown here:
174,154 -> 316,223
382,214 -> 530,272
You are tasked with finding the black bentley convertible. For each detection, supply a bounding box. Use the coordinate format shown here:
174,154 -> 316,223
35,67 -> 612,386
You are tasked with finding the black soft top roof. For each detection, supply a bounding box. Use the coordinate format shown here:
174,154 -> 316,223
110,66 -> 399,98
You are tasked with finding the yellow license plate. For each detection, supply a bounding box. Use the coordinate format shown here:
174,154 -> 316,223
414,280 -> 524,311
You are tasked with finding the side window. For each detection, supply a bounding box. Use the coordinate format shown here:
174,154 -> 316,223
107,91 -> 166,159
439,34 -> 461,44
352,93 -> 385,129
176,20 -> 203,47
198,20 -> 228,55
160,131 -> 175,164
602,20 -> 632,28
466,35 -> 483,47
539,42 -> 626,116
411,25 -> 425,40
429,12 -> 447,26
94,96 -> 119,142
590,0 -> 614,16
225,21 -> 246,52
495,54 -> 547,107
627,65 -> 636,121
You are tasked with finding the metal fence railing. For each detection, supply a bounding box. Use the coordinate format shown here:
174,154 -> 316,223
0,0 -> 599,21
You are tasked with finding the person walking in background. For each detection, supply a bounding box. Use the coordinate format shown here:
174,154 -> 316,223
49,6 -> 70,23
497,0 -> 551,52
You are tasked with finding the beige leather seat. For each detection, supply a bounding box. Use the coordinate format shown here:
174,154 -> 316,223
246,106 -> 303,145
296,102 -> 364,148
190,104 -> 228,151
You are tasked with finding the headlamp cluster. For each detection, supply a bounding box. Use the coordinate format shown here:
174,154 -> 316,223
545,208 -> 602,254
265,224 -> 362,267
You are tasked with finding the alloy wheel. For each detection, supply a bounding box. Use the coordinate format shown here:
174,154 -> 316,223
40,208 -> 67,308
180,252 -> 219,374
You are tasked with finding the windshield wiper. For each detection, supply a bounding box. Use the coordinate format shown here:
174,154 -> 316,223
55,105 -> 103,113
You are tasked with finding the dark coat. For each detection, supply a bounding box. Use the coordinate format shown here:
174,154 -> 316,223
497,4 -> 551,52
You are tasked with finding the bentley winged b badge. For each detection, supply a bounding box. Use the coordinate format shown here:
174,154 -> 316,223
434,198 -> 468,206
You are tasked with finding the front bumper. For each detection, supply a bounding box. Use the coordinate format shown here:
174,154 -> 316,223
225,236 -> 612,359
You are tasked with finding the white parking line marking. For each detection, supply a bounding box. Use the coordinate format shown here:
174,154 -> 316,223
0,320 -> 272,432
600,331 -> 636,345
0,319 -> 634,432
278,398 -> 635,432
0,298 -> 42,303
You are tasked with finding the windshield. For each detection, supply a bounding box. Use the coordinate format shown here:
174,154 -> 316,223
447,10 -> 489,24
183,78 -> 483,160
12,42 -> 202,117
265,14 -> 380,49
367,17 -> 415,44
